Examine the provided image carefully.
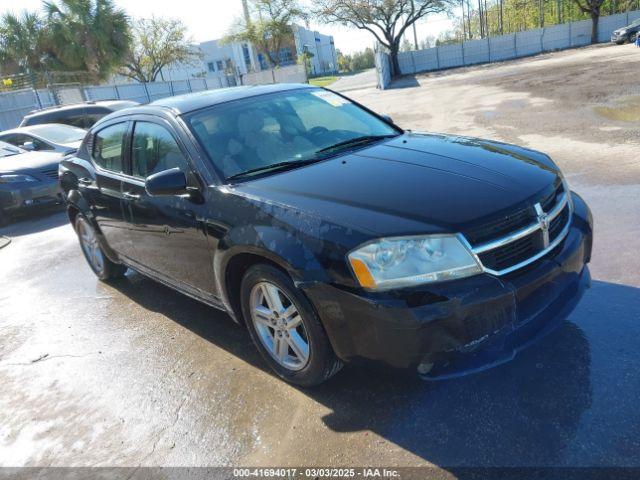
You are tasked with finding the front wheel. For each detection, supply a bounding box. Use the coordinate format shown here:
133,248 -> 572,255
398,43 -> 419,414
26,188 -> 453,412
75,214 -> 126,281
240,264 -> 342,386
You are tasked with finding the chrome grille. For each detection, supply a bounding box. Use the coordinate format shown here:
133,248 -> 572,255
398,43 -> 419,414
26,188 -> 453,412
463,185 -> 572,275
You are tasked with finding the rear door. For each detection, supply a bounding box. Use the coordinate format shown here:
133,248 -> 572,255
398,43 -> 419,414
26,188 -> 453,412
82,122 -> 132,256
120,118 -> 215,295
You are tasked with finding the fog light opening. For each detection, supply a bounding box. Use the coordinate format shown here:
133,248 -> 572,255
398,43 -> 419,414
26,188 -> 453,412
417,362 -> 434,375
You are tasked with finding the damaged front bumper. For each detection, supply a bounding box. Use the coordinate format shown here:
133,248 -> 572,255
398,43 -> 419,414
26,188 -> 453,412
303,192 -> 593,379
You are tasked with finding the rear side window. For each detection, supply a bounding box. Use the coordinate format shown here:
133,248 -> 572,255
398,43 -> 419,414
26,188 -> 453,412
92,123 -> 127,173
131,122 -> 189,179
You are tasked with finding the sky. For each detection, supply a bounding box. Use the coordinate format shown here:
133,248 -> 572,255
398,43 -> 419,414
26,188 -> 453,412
0,0 -> 456,54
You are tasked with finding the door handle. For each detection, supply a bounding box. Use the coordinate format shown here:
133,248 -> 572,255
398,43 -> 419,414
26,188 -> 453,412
123,192 -> 140,200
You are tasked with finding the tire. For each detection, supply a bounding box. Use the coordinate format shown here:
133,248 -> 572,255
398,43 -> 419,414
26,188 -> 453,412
240,264 -> 343,386
75,214 -> 126,281
0,209 -> 7,228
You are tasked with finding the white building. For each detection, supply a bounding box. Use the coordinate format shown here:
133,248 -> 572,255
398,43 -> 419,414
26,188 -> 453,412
124,25 -> 337,83
293,25 -> 337,76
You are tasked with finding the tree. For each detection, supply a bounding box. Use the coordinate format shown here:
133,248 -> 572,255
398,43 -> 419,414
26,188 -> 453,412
571,0 -> 605,42
314,0 -> 454,77
0,11 -> 49,75
350,47 -> 376,70
336,49 -> 351,71
120,17 -> 201,83
44,0 -> 131,82
226,0 -> 307,68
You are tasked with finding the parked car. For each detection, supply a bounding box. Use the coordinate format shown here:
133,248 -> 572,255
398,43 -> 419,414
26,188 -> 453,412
20,100 -> 139,129
0,124 -> 86,155
59,84 -> 593,386
611,18 -> 640,44
0,141 -> 63,226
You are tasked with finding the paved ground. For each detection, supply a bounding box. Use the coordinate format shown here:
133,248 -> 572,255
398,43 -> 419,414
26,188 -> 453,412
1,44 -> 639,473
330,68 -> 377,92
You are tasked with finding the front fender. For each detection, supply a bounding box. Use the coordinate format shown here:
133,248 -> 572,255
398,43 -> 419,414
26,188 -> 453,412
213,224 -> 329,315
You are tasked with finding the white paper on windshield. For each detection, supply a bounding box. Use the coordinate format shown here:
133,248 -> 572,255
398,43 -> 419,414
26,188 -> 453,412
311,90 -> 349,107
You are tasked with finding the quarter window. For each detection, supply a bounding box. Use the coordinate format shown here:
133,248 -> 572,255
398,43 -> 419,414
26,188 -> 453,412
92,123 -> 127,172
131,122 -> 189,179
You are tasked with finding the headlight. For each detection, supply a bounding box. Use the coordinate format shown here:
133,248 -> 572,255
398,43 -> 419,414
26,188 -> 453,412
348,234 -> 482,290
0,174 -> 39,184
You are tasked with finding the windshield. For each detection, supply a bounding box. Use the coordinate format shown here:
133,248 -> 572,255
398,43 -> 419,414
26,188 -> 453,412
27,124 -> 86,144
631,19 -> 640,27
0,140 -> 24,158
187,88 -> 399,180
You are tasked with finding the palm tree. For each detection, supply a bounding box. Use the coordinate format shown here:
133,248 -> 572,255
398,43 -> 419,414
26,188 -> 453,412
0,11 -> 49,75
44,0 -> 132,82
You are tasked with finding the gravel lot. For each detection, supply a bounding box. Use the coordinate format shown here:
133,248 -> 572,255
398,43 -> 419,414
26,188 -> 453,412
1,44 -> 639,474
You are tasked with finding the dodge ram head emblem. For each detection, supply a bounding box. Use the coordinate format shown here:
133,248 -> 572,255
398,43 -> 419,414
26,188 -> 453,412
534,203 -> 550,248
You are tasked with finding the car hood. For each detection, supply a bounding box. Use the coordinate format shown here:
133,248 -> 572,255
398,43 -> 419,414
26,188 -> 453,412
232,132 -> 561,237
0,150 -> 61,174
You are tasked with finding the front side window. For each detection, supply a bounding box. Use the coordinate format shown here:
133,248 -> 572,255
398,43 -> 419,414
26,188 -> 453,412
92,123 -> 127,172
187,88 -> 399,180
131,122 -> 189,179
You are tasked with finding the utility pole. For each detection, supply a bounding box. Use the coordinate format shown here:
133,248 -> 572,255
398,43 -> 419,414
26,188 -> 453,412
411,0 -> 419,51
461,0 -> 467,40
241,0 -> 251,25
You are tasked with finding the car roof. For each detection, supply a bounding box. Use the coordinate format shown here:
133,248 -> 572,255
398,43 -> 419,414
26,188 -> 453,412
24,100 -> 139,117
148,83 -> 316,115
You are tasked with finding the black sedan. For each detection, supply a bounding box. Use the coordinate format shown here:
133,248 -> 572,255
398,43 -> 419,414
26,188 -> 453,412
0,141 -> 63,226
611,18 -> 640,43
59,84 -> 593,386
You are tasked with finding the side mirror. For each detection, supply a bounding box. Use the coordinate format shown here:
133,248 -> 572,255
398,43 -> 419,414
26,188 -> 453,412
145,168 -> 188,197
380,114 -> 394,125
22,141 -> 35,151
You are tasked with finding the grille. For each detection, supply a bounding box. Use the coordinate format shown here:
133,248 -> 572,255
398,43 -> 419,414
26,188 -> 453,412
549,205 -> 569,241
465,182 -> 564,245
467,183 -> 571,275
39,168 -> 58,180
478,234 -> 537,272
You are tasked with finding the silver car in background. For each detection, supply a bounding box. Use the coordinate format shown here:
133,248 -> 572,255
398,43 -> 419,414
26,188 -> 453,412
0,124 -> 86,155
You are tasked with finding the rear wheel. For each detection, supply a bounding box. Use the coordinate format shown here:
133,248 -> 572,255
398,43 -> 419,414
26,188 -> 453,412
0,209 -> 7,228
75,214 -> 126,281
240,264 -> 342,386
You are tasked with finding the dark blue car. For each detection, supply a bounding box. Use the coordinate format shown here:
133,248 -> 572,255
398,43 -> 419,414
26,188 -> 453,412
0,141 -> 63,226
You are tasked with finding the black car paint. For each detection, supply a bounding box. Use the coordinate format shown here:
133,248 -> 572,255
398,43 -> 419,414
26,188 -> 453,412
59,84 -> 593,377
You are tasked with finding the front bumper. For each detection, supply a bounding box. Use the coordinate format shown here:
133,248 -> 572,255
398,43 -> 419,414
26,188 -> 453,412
0,181 -> 62,214
304,192 -> 593,379
611,32 -> 628,42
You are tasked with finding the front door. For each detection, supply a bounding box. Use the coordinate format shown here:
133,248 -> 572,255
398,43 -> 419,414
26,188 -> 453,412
120,120 -> 215,296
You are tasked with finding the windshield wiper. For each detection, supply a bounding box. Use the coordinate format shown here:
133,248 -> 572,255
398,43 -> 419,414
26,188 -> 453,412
316,134 -> 398,154
227,157 -> 324,181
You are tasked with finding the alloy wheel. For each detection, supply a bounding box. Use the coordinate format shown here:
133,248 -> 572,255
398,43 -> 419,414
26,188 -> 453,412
77,217 -> 104,274
249,282 -> 310,371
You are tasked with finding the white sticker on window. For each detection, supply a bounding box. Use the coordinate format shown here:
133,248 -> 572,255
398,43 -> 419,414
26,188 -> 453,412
311,90 -> 349,107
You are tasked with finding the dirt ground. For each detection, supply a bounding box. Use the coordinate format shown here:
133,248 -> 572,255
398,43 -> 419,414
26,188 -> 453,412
350,43 -> 640,185
0,44 -> 639,475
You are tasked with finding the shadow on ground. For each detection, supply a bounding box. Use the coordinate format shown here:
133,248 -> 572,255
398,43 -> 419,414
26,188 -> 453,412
108,274 -> 640,469
388,75 -> 420,89
0,208 -> 67,238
